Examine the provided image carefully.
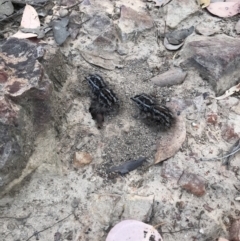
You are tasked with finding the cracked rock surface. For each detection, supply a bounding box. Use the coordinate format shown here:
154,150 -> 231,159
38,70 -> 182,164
0,38 -> 52,192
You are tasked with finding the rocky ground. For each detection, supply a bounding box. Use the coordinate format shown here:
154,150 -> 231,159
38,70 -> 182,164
0,0 -> 240,241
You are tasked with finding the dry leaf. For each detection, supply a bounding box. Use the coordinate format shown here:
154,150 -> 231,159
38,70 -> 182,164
207,2 -> 240,17
214,83 -> 240,100
20,4 -> 40,28
198,0 -> 210,8
155,114 -> 186,164
12,4 -> 40,39
153,0 -> 172,7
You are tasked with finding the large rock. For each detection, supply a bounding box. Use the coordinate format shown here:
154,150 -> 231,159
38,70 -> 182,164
117,5 -> 154,42
166,0 -> 199,28
83,12 -> 112,36
87,26 -> 119,53
0,0 -> 14,19
0,38 -> 52,192
76,10 -> 122,69
179,35 -> 240,96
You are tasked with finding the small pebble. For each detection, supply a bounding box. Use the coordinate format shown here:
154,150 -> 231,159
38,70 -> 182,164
235,196 -> 240,201
71,198 -> 80,208
191,122 -> 197,127
117,44 -> 129,55
73,152 -> 92,168
59,8 -> 69,18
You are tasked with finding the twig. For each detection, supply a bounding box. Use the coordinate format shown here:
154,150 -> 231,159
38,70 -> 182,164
97,193 -> 121,197
197,210 -> 204,229
25,213 -> 72,241
11,0 -> 49,7
0,8 -> 24,27
200,144 -> 240,162
161,227 -> 197,234
0,28 -> 16,34
0,213 -> 31,221
153,222 -> 165,229
78,17 -> 91,27
223,139 -> 240,168
164,5 -> 168,36
160,210 -> 202,236
172,51 -> 179,60
63,1 -> 83,9
153,21 -> 159,45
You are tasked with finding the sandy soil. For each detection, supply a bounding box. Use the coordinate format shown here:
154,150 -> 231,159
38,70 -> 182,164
0,0 -> 240,241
